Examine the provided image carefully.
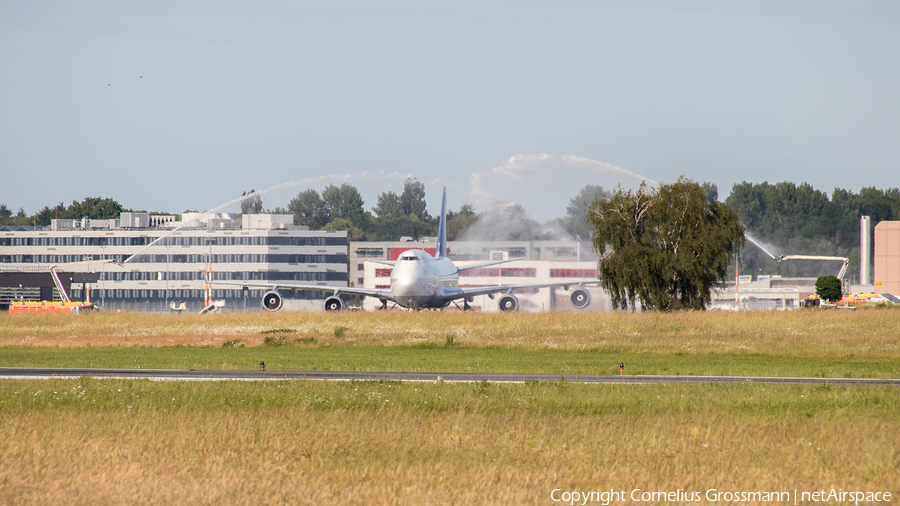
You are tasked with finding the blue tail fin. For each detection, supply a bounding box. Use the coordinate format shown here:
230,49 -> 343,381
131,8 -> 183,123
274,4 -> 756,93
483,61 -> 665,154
435,187 -> 448,259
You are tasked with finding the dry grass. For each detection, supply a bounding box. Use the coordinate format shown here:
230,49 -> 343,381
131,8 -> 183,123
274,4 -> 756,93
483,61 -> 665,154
0,380 -> 900,504
1,308 -> 899,358
1,380 -> 898,506
2,308 -> 898,503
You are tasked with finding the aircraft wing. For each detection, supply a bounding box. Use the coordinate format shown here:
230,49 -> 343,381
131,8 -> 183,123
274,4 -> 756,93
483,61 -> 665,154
364,257 -> 524,272
441,280 -> 600,302
211,280 -> 392,300
455,258 -> 526,272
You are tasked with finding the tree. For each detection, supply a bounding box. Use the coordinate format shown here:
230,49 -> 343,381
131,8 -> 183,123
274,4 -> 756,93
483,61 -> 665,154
589,178 -> 745,311
700,182 -> 718,204
399,177 -> 428,220
371,214 -> 434,241
289,184 -> 372,234
68,197 -> 125,220
0,204 -> 11,220
372,191 -> 403,219
240,190 -> 263,214
566,185 -> 611,240
323,218 -> 367,242
33,203 -> 64,226
322,183 -> 367,226
725,181 -> 900,281
815,275 -> 842,303
460,203 -> 558,241
288,189 -> 329,229
446,204 -> 478,241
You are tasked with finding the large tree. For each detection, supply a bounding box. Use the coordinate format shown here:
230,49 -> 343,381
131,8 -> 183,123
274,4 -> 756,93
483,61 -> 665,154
322,183 -> 367,224
399,177 -> 428,221
288,189 -> 329,229
240,190 -> 263,214
372,191 -> 403,220
446,203 -> 478,241
589,178 -> 745,311
566,184 -> 612,240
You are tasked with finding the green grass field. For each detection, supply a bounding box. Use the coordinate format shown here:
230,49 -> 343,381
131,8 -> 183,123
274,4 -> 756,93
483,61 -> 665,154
1,345 -> 899,379
1,309 -> 898,504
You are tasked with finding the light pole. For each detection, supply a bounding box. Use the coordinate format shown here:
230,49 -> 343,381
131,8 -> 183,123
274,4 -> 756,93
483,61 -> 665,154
101,243 -> 106,308
206,237 -> 213,308
165,240 -> 170,311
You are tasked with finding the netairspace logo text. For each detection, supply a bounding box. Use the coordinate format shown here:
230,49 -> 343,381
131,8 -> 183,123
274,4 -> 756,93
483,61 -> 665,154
549,488 -> 892,505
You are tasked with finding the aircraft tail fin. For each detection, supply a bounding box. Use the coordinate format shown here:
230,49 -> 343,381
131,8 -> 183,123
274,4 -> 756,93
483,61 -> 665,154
435,187 -> 448,259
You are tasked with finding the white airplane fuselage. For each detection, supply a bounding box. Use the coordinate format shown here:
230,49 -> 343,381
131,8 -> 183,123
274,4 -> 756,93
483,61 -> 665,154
390,249 -> 458,308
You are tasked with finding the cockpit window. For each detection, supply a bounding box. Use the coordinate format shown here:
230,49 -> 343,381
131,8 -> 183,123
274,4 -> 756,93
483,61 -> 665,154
400,256 -> 418,261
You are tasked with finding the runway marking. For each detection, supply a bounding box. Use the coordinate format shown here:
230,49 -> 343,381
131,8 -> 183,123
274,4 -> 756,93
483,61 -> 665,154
1,368 -> 897,386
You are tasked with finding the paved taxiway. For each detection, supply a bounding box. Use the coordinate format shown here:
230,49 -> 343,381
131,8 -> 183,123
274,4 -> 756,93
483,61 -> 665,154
1,368 -> 897,385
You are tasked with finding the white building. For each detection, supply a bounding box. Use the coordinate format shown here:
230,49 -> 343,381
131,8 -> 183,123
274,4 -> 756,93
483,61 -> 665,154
0,213 -> 347,312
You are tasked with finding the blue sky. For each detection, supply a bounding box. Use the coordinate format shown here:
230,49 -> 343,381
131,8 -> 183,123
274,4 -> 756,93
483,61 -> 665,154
1,1 -> 898,221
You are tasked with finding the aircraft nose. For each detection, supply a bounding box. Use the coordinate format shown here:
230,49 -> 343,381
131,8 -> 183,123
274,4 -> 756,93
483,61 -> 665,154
392,276 -> 415,296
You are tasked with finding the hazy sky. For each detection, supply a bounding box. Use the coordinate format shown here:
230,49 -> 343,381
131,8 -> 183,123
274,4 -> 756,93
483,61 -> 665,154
2,1 -> 898,221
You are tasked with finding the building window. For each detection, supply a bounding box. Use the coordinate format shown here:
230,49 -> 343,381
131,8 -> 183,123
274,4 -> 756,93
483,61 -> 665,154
550,268 -> 597,278
499,268 -> 536,277
546,247 -> 577,258
459,268 -> 500,277
375,268 -> 391,278
355,248 -> 385,258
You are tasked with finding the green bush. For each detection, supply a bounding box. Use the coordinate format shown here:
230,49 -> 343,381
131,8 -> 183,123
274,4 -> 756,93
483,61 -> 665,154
221,339 -> 245,348
815,275 -> 842,303
263,335 -> 286,347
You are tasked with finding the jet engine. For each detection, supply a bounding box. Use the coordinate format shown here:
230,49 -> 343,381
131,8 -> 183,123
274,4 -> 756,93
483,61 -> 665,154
570,288 -> 591,309
498,294 -> 519,312
324,296 -> 345,311
262,291 -> 284,311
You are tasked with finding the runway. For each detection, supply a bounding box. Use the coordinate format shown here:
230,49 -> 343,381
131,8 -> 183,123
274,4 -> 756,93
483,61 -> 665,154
1,367 -> 897,385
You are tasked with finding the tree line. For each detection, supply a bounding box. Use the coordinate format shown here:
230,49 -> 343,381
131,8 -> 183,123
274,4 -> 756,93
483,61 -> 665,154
0,198 -> 127,227
285,178 -> 477,241
283,178 -> 614,242
7,180 -> 893,283
725,182 -> 900,280
1,179 -> 612,242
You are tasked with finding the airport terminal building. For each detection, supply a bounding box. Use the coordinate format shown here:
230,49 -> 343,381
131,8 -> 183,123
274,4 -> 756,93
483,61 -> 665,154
0,213 -> 348,312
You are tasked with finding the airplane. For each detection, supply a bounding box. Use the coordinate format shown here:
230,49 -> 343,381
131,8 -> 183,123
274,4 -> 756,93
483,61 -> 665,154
211,187 -> 599,312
